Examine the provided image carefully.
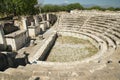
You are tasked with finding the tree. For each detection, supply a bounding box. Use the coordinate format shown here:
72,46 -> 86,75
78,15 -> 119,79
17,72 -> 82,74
114,8 -> 120,11
88,6 -> 105,11
107,7 -> 115,11
41,3 -> 84,13
0,0 -> 39,17
66,3 -> 84,11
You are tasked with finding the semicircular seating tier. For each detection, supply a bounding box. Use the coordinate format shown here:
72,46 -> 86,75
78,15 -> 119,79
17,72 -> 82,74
55,13 -> 120,62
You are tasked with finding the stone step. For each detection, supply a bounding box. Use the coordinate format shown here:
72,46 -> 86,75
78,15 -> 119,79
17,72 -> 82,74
5,68 -> 32,77
30,75 -> 88,80
18,63 -> 90,73
81,29 -> 116,48
2,65 -> 120,80
82,26 -> 120,46
3,65 -> 90,79
0,71 -> 30,80
23,64 -> 51,71
30,65 -> 120,80
22,64 -> 73,71
32,70 -> 89,77
89,67 -> 120,80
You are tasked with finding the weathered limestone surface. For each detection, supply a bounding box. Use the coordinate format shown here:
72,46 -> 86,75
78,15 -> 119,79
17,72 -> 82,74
46,21 -> 50,28
29,32 -> 57,63
5,30 -> 28,51
0,26 -> 7,51
40,21 -> 47,32
28,22 -> 40,38
46,14 -> 50,21
2,11 -> 120,80
33,16 -> 39,26
3,14 -> 54,51
20,16 -> 27,30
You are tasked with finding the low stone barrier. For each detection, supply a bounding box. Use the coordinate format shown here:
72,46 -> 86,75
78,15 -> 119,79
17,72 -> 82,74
29,32 -> 57,63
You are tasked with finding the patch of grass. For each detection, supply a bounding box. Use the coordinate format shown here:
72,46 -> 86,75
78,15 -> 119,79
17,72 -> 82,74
57,36 -> 90,44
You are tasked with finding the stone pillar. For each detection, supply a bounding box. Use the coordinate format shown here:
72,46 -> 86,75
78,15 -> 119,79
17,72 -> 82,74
40,22 -> 47,32
46,14 -> 50,21
21,16 -> 27,30
33,16 -> 39,26
21,16 -> 30,43
46,21 -> 50,28
46,14 -> 50,28
0,25 -> 7,51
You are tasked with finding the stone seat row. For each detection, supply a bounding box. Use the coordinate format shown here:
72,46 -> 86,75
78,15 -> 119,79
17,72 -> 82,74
79,29 -> 117,60
3,62 -> 120,80
82,25 -> 120,39
85,22 -> 120,35
88,20 -> 120,27
57,25 -> 120,47
58,14 -> 120,47
57,13 -> 119,59
88,18 -> 120,23
80,28 -> 117,50
58,27 -> 113,50
87,20 -> 120,26
57,27 -> 120,48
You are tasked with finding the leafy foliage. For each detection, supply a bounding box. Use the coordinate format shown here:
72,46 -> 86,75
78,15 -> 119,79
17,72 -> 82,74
0,1 -> 120,17
0,0 -> 39,17
41,3 -> 84,13
87,6 -> 120,11
66,3 -> 84,11
41,3 -> 120,13
87,6 -> 106,11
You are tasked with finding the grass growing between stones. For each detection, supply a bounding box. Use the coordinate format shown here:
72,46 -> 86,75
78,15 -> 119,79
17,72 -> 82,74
47,36 -> 98,62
